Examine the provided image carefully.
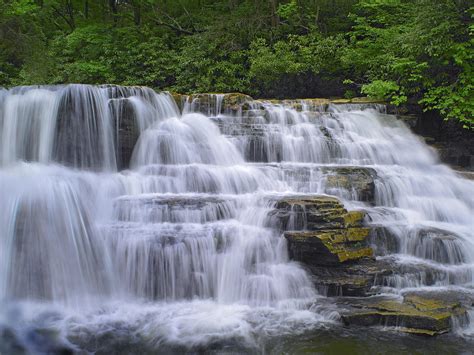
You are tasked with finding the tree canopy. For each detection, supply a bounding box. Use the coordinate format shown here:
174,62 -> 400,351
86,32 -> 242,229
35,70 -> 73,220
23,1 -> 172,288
0,0 -> 472,127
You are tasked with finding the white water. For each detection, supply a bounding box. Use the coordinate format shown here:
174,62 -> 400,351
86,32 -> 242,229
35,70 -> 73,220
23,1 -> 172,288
0,85 -> 473,352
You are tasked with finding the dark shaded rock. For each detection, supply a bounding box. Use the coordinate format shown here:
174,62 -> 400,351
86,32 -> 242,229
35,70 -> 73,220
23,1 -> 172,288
109,98 -> 139,170
456,170 -> 474,180
395,106 -> 474,171
185,93 -> 253,115
368,226 -> 400,256
114,195 -> 237,223
169,92 -> 188,111
307,258 -> 393,297
369,225 -> 466,264
54,85 -> 111,169
321,166 -> 377,203
0,326 -> 27,354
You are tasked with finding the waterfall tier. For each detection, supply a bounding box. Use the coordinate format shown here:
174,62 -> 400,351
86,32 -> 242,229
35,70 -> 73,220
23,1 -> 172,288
0,85 -> 473,352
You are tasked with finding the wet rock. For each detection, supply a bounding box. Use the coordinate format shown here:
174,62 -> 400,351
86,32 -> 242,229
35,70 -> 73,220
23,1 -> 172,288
455,169 -> 474,180
114,195 -> 236,223
109,98 -> 139,170
0,326 -> 27,354
368,226 -> 400,255
274,166 -> 377,203
307,258 -> 393,297
223,93 -> 254,112
350,97 -> 386,104
262,99 -> 330,112
285,228 -> 373,266
340,294 -> 467,336
271,195 -> 366,231
169,92 -> 188,111
270,195 -> 374,267
397,114 -> 419,128
369,225 -> 466,264
260,97 -> 385,111
371,254 -> 473,291
185,93 -> 253,115
321,166 -> 377,203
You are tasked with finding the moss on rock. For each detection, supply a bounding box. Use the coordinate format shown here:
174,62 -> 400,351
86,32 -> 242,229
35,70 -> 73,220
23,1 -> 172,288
272,195 -> 366,231
284,228 -> 373,265
340,294 -> 467,336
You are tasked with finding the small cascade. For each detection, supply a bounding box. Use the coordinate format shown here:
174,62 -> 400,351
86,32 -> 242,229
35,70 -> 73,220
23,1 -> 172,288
0,85 -> 473,352
0,85 -> 179,170
183,93 -> 225,116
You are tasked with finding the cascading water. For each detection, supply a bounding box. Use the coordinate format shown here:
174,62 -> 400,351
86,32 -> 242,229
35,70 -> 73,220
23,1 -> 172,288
0,84 -> 473,353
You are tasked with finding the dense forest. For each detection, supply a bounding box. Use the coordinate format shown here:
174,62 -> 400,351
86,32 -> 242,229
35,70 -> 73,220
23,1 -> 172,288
0,0 -> 472,127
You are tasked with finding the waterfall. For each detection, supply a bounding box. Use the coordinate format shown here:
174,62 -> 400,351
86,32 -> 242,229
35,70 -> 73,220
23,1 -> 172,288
0,85 -> 473,351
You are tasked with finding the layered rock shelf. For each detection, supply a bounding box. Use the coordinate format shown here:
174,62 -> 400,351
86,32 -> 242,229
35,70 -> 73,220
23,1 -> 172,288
340,293 -> 468,336
269,194 -> 470,335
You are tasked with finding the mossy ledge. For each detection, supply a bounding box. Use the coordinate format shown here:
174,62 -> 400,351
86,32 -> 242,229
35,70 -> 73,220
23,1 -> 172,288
340,294 -> 467,336
270,195 -> 373,266
167,92 -> 386,114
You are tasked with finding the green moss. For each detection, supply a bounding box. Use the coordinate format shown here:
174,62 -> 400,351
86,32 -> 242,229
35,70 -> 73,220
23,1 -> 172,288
285,228 -> 373,263
223,93 -> 253,107
316,228 -> 370,244
342,211 -> 365,227
336,247 -> 373,263
169,92 -> 188,110
343,295 -> 467,335
330,99 -> 352,104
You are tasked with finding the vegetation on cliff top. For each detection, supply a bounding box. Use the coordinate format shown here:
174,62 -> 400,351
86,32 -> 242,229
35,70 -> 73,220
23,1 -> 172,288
0,0 -> 472,127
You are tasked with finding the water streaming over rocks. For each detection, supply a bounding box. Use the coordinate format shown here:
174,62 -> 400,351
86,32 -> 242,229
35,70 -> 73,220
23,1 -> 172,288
0,85 -> 473,353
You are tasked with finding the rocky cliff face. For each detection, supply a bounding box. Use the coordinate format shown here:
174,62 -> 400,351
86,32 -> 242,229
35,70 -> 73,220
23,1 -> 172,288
388,105 -> 474,172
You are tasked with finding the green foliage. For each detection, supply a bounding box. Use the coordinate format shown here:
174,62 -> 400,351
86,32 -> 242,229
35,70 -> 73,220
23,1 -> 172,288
4,0 -> 38,16
361,80 -> 399,99
0,0 -> 471,127
277,1 -> 298,21
345,0 -> 472,127
421,33 -> 474,128
171,34 -> 249,93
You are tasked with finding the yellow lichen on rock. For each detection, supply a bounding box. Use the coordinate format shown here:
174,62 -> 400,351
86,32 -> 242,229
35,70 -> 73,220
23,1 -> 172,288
341,294 -> 467,336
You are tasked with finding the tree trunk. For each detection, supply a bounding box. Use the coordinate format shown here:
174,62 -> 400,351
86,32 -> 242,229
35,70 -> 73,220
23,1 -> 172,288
133,4 -> 141,26
270,0 -> 279,27
84,0 -> 89,19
